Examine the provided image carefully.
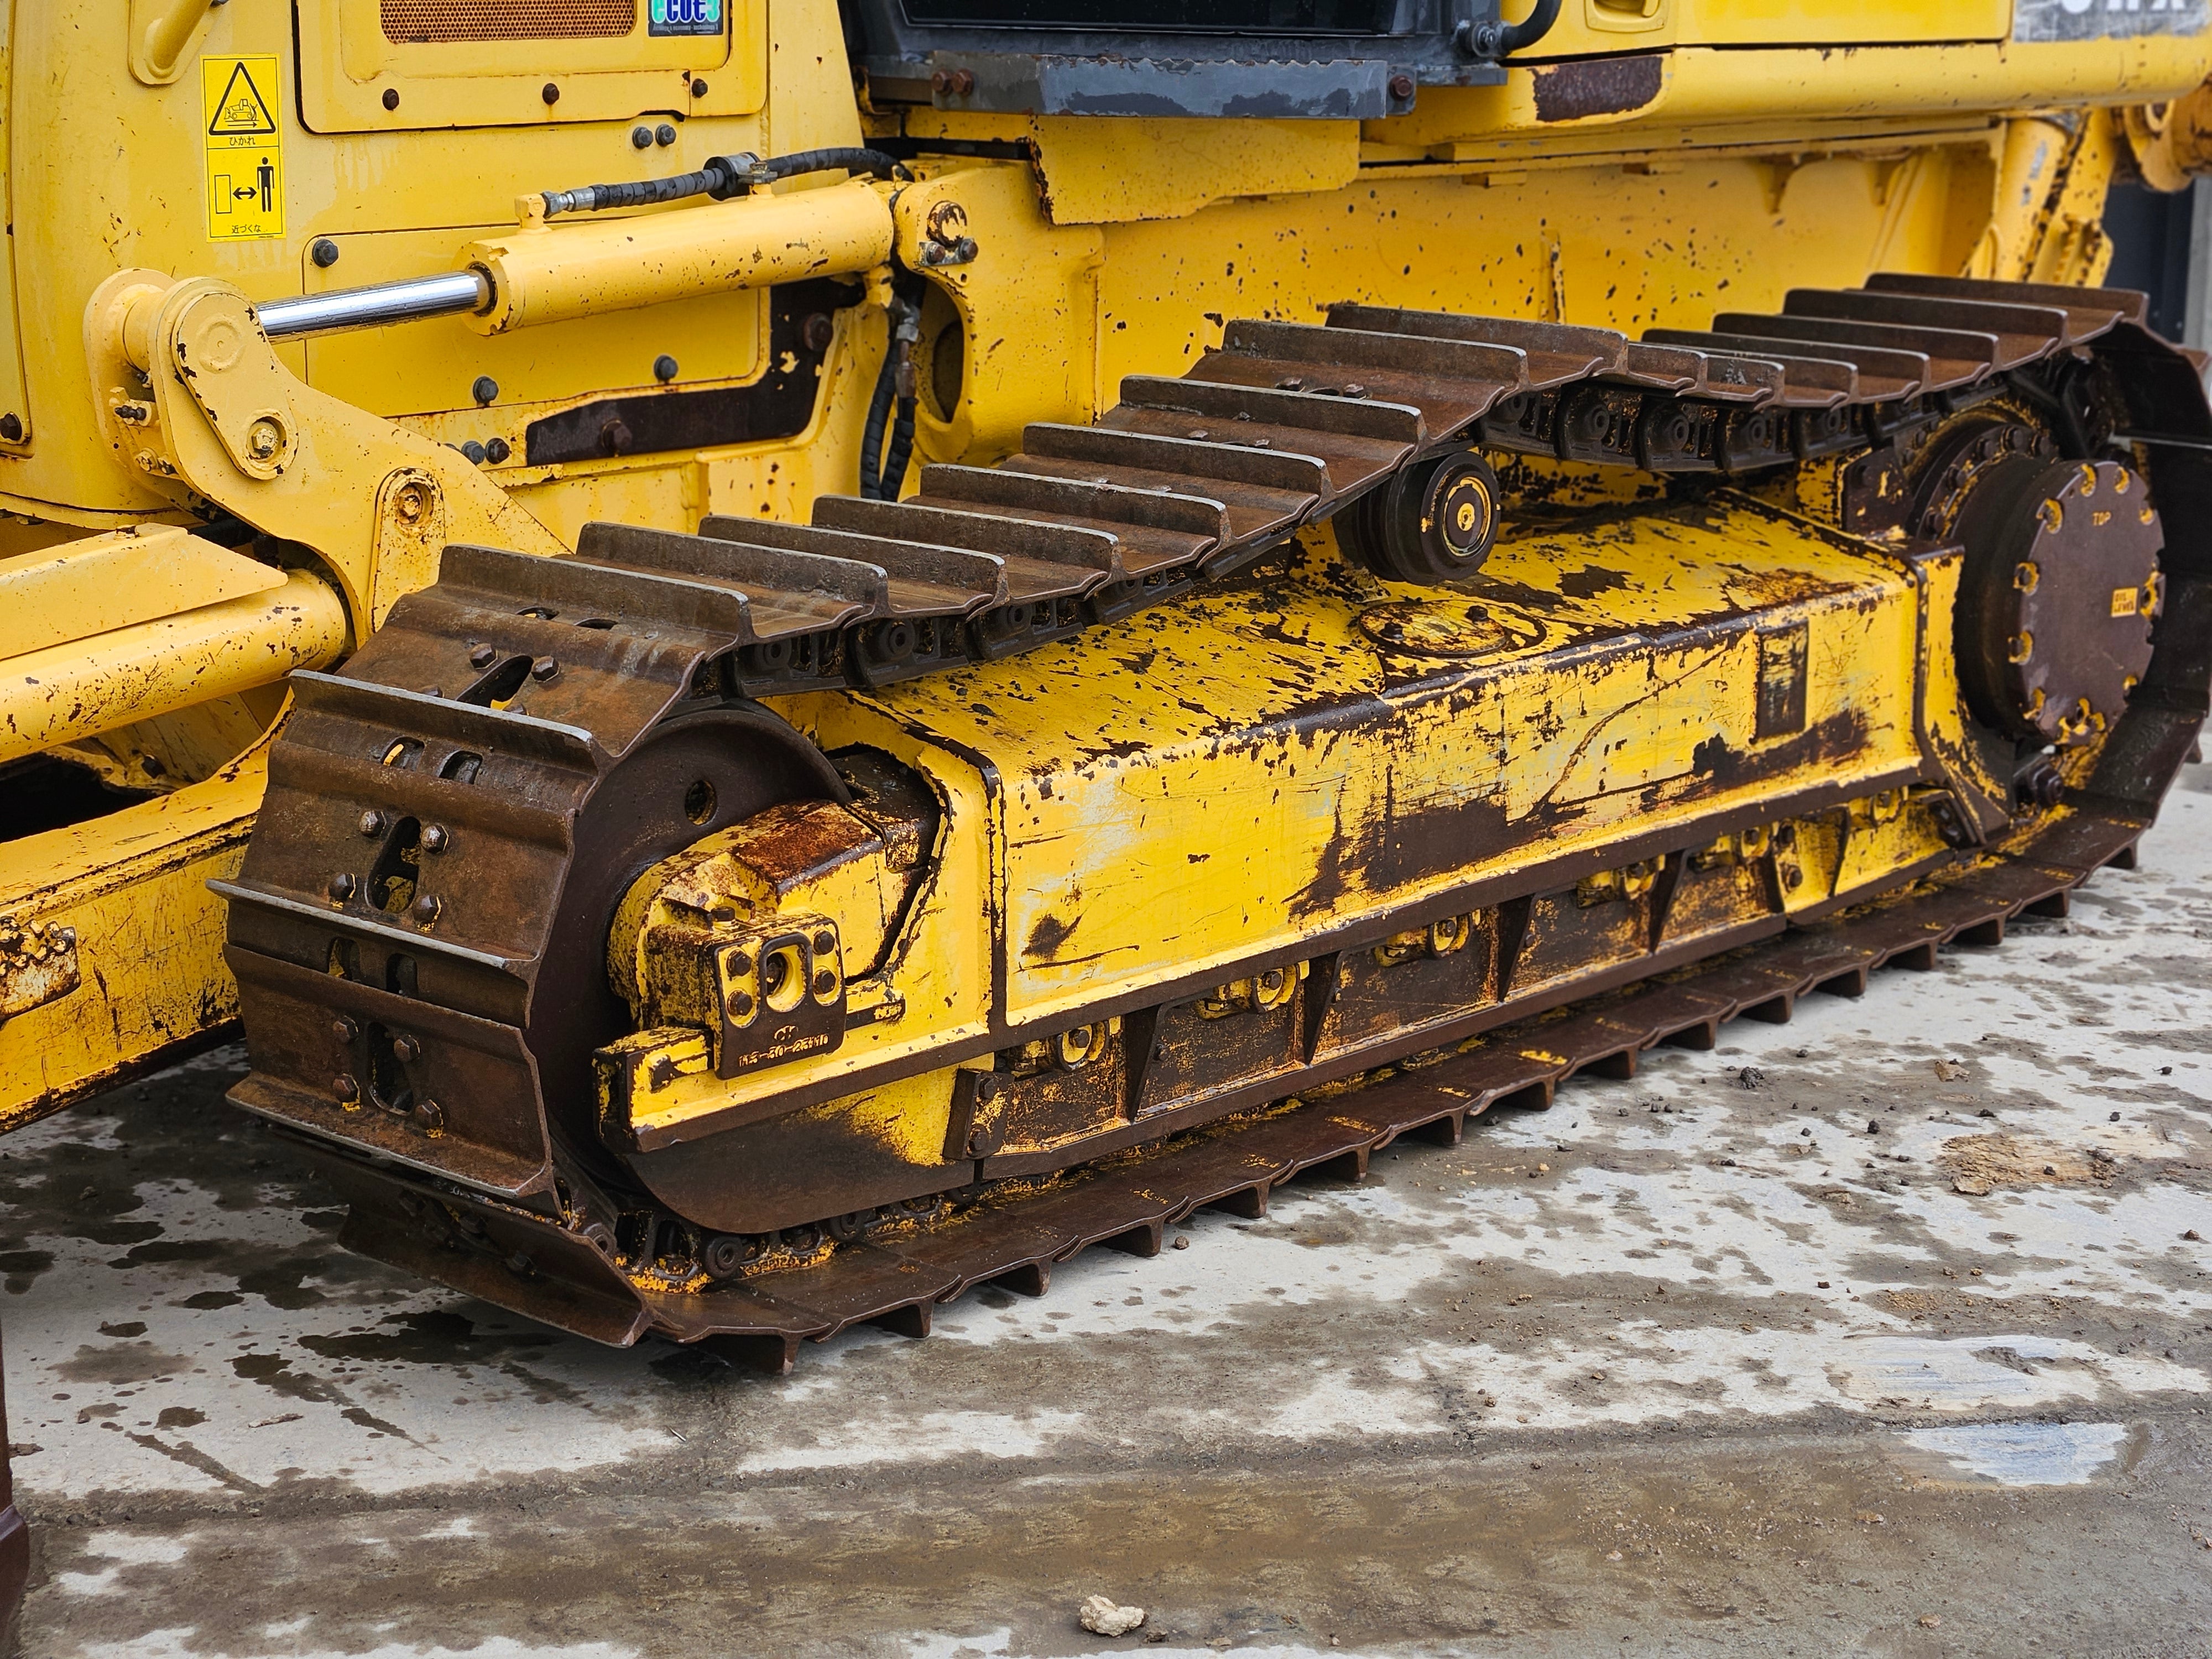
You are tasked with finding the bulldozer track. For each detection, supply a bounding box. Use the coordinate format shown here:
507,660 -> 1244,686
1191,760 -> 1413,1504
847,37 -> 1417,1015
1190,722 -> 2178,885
300,799 -> 2148,1373
259,275 -> 2167,703
221,276 -> 2212,1359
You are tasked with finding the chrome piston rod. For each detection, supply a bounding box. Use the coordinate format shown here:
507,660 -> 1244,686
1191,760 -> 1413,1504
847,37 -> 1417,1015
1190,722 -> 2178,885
256,270 -> 490,341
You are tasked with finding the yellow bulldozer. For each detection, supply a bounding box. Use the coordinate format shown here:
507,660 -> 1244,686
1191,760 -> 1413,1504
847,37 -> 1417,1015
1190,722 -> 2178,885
2,0 -> 2211,1370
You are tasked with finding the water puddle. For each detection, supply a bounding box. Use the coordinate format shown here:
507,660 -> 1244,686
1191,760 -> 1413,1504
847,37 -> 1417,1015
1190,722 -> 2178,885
1902,1420 -> 2127,1485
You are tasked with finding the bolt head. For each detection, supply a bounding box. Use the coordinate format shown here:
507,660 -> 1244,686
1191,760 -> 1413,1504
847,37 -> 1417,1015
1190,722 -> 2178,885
540,81 -> 560,105
690,77 -> 708,97
245,418 -> 283,460
327,872 -> 356,901
393,1035 -> 422,1063
529,656 -> 559,682
333,1074 -> 360,1102
394,484 -> 427,521
1388,72 -> 1415,100
412,893 -> 441,924
655,123 -> 677,146
471,375 -> 499,406
802,313 -> 834,352
469,643 -> 496,668
417,1099 -> 446,1132
421,825 -> 449,854
653,353 -> 679,382
310,237 -> 341,268
727,990 -> 755,1018
812,970 -> 837,997
630,124 -> 654,149
381,87 -> 399,111
359,809 -> 386,836
332,1016 -> 357,1041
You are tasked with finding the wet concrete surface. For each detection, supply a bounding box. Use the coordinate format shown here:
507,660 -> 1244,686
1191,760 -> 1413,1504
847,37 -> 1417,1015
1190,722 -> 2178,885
9,764 -> 2212,1657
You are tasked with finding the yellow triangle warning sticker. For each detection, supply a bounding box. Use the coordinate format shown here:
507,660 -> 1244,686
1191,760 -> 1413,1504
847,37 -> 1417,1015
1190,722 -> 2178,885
201,56 -> 283,240
207,59 -> 276,135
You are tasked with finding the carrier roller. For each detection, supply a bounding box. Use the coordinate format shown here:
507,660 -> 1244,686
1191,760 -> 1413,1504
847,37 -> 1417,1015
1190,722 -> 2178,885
219,278 -> 2212,1360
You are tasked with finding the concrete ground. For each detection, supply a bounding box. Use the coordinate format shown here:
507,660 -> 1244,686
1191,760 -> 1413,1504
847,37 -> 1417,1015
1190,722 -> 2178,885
8,764 -> 2212,1659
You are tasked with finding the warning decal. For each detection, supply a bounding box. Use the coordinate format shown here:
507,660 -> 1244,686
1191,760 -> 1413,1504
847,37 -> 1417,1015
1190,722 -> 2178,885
201,56 -> 283,241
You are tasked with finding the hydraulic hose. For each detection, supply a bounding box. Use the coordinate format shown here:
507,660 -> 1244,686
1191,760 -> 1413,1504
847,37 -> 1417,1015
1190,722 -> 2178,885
858,345 -> 897,501
859,292 -> 922,500
1457,0 -> 1563,61
541,147 -> 903,218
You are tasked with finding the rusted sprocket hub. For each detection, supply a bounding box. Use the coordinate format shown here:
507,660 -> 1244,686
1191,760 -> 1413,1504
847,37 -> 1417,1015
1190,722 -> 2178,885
1952,456 -> 2163,745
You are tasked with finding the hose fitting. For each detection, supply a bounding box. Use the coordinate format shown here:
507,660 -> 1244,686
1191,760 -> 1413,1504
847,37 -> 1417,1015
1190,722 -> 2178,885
1455,0 -> 1563,62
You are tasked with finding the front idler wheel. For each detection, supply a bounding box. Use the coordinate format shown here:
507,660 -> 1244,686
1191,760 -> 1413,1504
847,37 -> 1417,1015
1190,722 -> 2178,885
1342,447 -> 1501,585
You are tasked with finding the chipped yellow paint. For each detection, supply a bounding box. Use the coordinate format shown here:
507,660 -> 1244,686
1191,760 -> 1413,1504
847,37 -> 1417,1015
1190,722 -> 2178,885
624,497 -> 1934,1145
0,568 -> 346,765
0,731 -> 271,1134
4,0 -> 2199,1128
0,527 -> 282,659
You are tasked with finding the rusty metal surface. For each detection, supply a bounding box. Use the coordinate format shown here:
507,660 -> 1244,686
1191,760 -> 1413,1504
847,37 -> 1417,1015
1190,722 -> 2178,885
286,801 -> 2147,1367
0,921 -> 79,1023
212,277 -> 2212,1353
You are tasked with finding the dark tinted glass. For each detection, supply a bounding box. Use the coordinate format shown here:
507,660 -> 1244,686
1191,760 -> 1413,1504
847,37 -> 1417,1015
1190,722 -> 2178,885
898,1 -> 1399,31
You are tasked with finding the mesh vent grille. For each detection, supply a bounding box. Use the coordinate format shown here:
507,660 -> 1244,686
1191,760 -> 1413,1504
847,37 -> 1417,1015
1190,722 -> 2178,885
380,0 -> 637,41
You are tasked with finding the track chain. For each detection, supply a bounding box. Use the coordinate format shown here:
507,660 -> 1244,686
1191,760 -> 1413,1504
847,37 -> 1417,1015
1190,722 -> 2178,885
223,276 -> 2212,1359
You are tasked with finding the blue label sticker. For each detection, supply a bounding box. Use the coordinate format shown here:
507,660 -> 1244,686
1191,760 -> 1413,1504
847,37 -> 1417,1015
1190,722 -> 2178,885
649,0 -> 722,36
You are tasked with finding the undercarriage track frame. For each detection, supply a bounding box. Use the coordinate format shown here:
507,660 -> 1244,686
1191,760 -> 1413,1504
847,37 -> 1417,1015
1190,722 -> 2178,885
222,276 -> 2212,1364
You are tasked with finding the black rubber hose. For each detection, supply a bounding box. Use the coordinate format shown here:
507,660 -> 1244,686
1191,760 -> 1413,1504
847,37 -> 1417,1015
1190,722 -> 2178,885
541,147 -> 904,217
858,334 -> 899,500
1498,0 -> 1563,53
1458,0 -> 1563,60
879,392 -> 919,501
751,148 -> 904,189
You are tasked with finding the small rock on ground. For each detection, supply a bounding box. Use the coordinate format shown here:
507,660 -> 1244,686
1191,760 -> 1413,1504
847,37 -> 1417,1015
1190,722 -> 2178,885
1079,1595 -> 1147,1637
